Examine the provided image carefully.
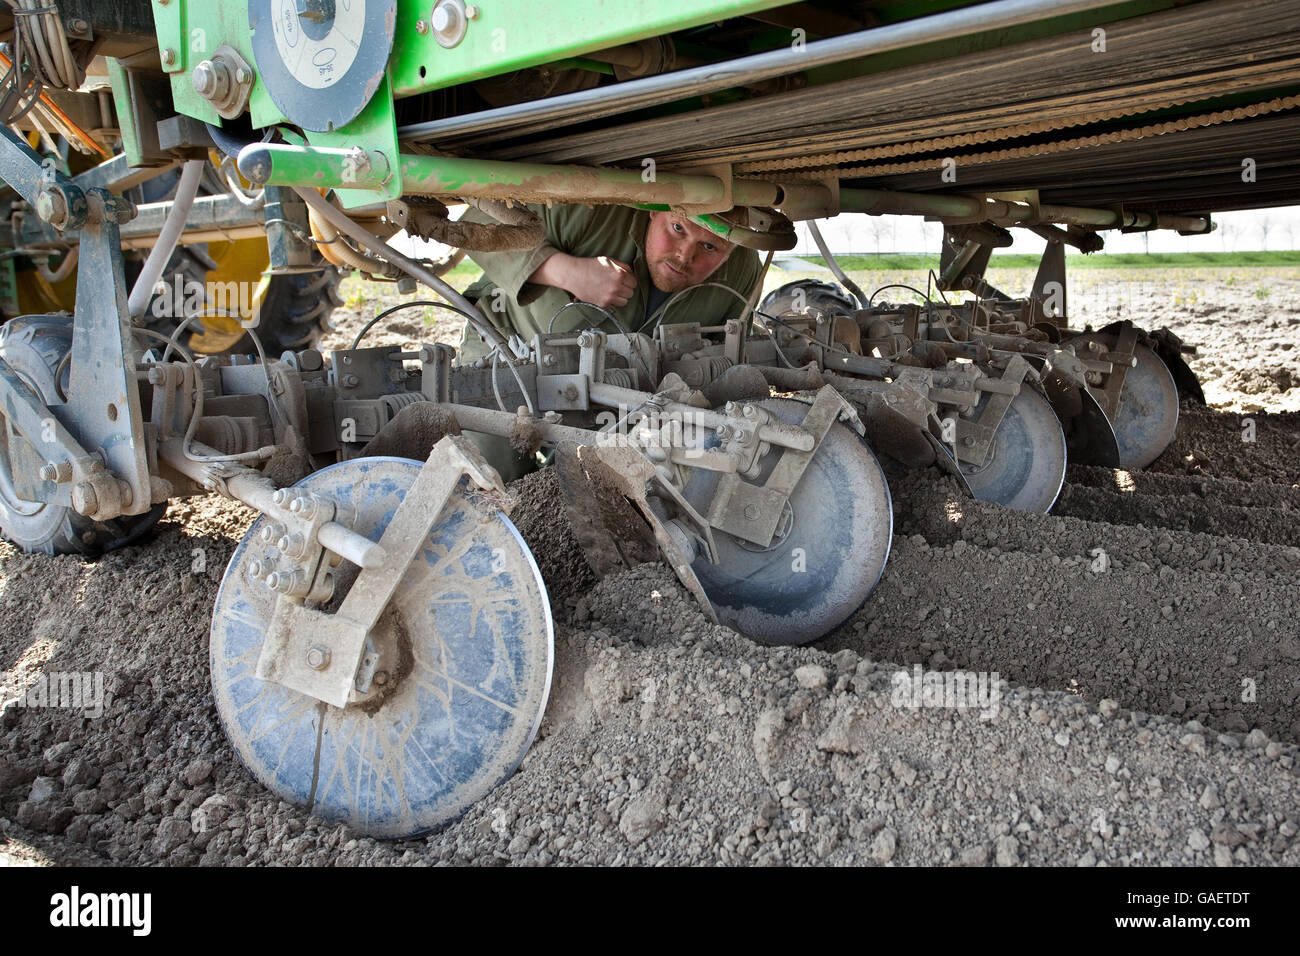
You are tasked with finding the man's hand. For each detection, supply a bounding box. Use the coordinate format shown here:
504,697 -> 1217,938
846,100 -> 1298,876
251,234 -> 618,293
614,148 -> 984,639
530,253 -> 637,309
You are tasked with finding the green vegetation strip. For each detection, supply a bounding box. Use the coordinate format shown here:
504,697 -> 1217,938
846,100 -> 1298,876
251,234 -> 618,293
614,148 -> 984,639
793,251 -> 1300,271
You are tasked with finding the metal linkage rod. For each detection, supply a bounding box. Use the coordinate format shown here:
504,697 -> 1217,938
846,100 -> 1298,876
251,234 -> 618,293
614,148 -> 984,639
159,437 -> 388,569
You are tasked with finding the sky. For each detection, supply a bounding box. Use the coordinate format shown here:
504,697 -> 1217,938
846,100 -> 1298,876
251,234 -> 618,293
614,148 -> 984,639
791,205 -> 1300,256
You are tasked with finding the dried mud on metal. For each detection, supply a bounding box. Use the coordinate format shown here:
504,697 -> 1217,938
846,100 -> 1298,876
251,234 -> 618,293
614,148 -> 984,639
1,268 -> 1297,866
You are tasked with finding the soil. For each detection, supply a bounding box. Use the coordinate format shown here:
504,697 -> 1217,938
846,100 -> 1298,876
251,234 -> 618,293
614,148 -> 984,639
0,267 -> 1297,866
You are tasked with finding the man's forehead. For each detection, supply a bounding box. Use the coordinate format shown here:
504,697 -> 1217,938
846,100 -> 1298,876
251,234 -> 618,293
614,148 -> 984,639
654,211 -> 735,249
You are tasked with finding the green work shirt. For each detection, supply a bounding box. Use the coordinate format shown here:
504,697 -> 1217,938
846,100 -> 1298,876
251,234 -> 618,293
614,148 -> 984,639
457,203 -> 761,362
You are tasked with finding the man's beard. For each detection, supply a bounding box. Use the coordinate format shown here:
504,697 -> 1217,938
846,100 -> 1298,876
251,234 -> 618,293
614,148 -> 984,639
648,258 -> 695,292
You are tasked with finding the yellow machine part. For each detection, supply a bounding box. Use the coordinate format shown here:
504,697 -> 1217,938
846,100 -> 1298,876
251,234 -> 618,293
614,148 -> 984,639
12,152 -> 273,354
12,237 -> 273,355
192,239 -> 273,353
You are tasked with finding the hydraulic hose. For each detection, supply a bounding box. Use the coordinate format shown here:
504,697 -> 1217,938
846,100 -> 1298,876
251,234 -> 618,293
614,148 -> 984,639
127,159 -> 205,320
292,187 -> 513,356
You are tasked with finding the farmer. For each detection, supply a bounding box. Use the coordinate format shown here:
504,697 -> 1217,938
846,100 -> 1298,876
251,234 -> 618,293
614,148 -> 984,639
455,202 -> 796,478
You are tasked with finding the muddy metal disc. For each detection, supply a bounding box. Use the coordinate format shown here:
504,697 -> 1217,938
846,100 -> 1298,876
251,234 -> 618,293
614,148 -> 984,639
210,457 -> 553,838
682,399 -> 892,646
1109,344 -> 1180,469
957,386 -> 1066,514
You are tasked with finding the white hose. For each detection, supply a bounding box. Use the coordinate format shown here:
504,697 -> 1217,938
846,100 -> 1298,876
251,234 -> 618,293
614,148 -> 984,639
127,159 -> 205,321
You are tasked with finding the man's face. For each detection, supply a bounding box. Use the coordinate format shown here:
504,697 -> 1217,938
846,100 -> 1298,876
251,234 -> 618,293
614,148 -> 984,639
644,211 -> 735,292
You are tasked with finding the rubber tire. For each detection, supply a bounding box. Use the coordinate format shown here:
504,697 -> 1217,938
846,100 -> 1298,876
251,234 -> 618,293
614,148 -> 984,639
129,253 -> 343,356
759,278 -> 857,319
237,267 -> 343,353
0,315 -> 166,556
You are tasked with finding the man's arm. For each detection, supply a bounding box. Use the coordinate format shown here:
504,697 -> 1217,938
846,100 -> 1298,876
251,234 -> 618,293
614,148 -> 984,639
462,202 -> 629,307
460,202 -> 569,308
528,252 -> 636,308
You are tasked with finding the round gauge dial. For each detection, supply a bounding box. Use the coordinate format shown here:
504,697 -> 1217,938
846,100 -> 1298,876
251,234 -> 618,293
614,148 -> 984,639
249,0 -> 396,132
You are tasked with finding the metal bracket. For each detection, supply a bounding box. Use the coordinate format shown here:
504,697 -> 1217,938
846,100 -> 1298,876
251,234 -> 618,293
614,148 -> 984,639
706,385 -> 846,548
254,435 -> 505,708
671,161 -> 734,216
1088,321 -> 1139,419
949,354 -> 1030,468
536,372 -> 590,411
554,440 -> 718,624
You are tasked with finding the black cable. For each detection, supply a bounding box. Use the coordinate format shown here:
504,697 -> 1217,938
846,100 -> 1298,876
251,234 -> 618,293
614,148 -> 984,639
350,299 -> 478,349
868,283 -> 933,307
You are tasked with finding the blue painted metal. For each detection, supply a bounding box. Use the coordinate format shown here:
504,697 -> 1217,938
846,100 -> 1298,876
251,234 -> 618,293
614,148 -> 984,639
210,456 -> 553,838
682,398 -> 892,646
1107,344 -> 1180,470
958,386 -> 1066,513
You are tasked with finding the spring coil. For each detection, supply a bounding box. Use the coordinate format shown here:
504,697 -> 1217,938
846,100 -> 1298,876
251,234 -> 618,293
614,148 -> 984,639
602,368 -> 634,389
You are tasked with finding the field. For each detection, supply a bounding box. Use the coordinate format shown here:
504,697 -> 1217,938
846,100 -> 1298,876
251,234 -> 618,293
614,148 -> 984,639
0,266 -> 1297,866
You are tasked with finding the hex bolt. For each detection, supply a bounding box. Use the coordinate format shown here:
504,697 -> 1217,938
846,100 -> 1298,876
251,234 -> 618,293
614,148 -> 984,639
724,402 -> 737,415
247,558 -> 263,579
259,521 -> 285,544
271,488 -> 290,506
415,18 -> 429,33
541,353 -> 557,366
716,424 -> 731,439
161,48 -> 177,67
72,481 -> 98,516
342,374 -> 360,388
277,533 -> 308,558
466,4 -> 480,18
742,404 -> 758,419
288,496 -> 316,517
268,571 -> 295,593
963,435 -> 976,446
373,670 -> 390,686
234,66 -> 250,85
192,60 -> 216,97
306,646 -> 331,670
743,504 -> 760,520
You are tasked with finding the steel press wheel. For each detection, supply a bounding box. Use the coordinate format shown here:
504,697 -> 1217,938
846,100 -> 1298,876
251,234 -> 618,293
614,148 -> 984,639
681,398 -> 893,646
209,457 -> 554,838
956,386 -> 1067,514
